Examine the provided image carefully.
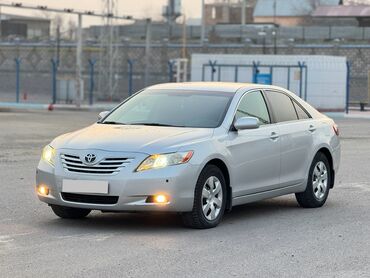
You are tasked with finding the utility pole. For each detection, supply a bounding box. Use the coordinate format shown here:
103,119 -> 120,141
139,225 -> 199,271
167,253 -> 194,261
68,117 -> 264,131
0,5 -> 2,39
56,24 -> 60,66
273,0 -> 277,54
108,2 -> 114,100
76,14 -> 83,107
144,18 -> 152,86
201,0 -> 205,45
241,0 -> 246,26
182,14 -> 187,59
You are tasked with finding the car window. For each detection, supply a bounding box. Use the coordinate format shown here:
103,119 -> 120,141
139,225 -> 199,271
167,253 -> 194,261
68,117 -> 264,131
293,101 -> 311,120
265,91 -> 298,123
235,91 -> 270,125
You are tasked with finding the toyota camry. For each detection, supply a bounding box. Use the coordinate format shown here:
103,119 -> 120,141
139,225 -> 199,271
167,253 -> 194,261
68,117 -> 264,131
36,82 -> 340,229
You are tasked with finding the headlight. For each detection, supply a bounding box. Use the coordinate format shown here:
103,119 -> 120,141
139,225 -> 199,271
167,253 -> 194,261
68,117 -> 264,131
136,151 -> 193,172
42,145 -> 56,166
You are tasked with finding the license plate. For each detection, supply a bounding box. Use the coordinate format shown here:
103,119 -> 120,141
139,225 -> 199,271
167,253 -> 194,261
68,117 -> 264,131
62,180 -> 109,194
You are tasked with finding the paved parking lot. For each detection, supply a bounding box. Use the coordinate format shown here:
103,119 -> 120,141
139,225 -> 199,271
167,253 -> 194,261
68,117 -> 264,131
0,110 -> 369,278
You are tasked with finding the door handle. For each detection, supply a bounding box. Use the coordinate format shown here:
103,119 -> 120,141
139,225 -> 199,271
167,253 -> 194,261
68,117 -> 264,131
270,132 -> 279,140
308,125 -> 316,133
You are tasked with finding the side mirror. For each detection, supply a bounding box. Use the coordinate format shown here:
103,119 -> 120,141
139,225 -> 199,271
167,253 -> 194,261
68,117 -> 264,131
98,111 -> 110,121
234,117 -> 259,131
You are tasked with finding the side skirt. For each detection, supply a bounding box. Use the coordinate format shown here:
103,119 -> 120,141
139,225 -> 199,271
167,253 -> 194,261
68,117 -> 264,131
231,183 -> 306,207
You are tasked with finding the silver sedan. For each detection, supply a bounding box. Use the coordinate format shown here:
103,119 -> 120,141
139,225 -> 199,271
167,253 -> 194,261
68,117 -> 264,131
36,82 -> 341,229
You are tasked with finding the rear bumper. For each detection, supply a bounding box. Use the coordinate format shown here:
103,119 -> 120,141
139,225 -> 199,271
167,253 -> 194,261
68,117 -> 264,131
330,141 -> 341,188
332,142 -> 341,174
36,159 -> 198,212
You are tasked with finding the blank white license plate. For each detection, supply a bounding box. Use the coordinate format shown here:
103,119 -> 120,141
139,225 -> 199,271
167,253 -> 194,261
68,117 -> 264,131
62,180 -> 109,194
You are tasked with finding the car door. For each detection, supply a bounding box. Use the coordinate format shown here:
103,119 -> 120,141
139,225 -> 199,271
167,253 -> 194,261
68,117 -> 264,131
264,90 -> 315,187
226,90 -> 281,197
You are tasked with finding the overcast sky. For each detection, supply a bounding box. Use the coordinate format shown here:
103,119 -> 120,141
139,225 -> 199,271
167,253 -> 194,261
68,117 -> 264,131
0,0 -> 203,27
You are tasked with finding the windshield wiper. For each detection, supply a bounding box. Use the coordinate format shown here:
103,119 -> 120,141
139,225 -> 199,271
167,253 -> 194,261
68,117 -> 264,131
129,122 -> 185,127
100,121 -> 126,125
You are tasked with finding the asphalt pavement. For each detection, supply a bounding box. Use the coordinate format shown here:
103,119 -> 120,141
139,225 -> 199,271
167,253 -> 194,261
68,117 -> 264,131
0,110 -> 369,278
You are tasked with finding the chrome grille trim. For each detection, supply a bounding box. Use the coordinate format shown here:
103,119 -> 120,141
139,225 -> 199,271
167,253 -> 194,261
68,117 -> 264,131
60,154 -> 133,175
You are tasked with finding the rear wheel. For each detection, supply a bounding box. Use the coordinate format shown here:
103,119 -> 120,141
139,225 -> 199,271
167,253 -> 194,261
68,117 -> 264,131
181,165 -> 226,229
296,152 -> 331,208
51,205 -> 91,219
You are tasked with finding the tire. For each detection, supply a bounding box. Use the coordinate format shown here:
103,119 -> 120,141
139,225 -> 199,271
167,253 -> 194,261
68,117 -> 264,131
296,152 -> 331,208
51,205 -> 91,219
181,165 -> 227,229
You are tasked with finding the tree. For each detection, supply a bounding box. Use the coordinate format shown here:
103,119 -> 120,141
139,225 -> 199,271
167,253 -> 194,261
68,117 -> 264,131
52,14 -> 64,38
67,19 -> 77,41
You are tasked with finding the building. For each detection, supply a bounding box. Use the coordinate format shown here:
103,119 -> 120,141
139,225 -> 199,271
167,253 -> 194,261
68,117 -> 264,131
0,13 -> 50,39
205,0 -> 258,25
312,5 -> 370,26
253,0 -> 340,26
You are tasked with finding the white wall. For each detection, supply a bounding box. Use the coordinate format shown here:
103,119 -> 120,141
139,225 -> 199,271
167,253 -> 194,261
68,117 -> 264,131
191,54 -> 347,111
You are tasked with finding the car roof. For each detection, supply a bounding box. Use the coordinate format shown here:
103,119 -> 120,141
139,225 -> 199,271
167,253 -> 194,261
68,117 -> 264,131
147,82 -> 284,93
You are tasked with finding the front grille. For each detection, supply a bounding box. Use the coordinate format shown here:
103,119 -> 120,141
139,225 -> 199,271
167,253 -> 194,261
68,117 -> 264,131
61,154 -> 132,175
61,192 -> 119,205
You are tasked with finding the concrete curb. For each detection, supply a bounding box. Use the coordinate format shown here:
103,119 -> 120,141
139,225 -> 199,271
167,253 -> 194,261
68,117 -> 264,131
344,114 -> 370,119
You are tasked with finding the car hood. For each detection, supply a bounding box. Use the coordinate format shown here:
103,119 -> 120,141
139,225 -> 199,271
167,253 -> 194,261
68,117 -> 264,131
51,123 -> 214,154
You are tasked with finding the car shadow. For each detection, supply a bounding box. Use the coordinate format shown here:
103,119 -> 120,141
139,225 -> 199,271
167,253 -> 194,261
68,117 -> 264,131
224,196 -> 300,221
38,197 -> 320,233
42,211 -> 185,232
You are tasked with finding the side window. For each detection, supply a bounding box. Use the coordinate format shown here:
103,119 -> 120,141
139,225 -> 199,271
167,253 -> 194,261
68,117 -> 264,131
293,101 -> 311,120
235,91 -> 270,125
265,91 -> 298,123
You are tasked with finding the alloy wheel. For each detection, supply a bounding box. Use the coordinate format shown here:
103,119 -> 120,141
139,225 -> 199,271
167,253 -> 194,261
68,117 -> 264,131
312,161 -> 328,200
201,176 -> 223,221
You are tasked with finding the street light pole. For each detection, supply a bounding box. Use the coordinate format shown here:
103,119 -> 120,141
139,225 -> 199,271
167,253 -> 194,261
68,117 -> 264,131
201,0 -> 205,45
273,30 -> 277,54
258,29 -> 267,54
144,18 -> 152,86
241,0 -> 246,26
273,0 -> 277,55
76,14 -> 83,107
182,14 -> 187,59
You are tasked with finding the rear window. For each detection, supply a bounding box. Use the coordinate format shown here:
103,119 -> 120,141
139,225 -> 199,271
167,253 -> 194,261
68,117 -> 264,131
265,91 -> 298,123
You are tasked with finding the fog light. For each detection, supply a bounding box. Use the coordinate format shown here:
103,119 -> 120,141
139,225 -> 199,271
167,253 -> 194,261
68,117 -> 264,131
146,194 -> 169,204
154,194 -> 168,204
37,185 -> 49,196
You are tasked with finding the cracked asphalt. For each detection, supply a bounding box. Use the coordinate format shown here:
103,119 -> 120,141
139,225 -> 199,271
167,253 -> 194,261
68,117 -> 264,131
0,110 -> 369,278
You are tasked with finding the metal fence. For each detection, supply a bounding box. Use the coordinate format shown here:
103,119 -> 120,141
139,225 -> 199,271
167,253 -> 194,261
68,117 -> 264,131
201,61 -> 308,100
0,43 -> 368,109
88,24 -> 370,43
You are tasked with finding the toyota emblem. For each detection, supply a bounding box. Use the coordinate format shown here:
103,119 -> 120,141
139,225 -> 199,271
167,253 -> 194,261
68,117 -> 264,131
84,153 -> 97,164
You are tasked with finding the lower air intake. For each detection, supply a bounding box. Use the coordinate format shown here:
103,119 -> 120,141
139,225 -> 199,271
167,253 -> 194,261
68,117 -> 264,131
61,193 -> 119,205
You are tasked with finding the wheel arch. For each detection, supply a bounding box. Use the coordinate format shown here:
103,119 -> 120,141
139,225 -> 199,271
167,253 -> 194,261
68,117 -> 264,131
204,158 -> 232,211
316,147 -> 335,189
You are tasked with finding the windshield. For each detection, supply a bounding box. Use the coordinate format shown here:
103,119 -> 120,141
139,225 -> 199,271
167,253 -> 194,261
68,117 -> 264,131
102,89 -> 234,128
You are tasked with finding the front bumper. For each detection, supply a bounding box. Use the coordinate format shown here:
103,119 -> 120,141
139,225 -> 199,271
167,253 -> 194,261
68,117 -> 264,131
36,150 -> 199,212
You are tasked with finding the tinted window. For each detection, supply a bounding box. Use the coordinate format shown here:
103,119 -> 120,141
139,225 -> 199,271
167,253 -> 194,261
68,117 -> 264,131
265,91 -> 298,123
235,91 -> 270,125
293,101 -> 310,119
103,89 -> 233,128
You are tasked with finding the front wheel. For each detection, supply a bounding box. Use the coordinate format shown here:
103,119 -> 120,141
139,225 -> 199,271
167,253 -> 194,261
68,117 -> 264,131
51,205 -> 91,219
296,152 -> 331,208
181,165 -> 227,229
